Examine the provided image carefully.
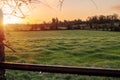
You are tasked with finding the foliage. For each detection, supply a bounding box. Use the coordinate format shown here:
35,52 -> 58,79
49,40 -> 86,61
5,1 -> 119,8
5,30 -> 120,80
87,14 -> 119,24
5,14 -> 120,31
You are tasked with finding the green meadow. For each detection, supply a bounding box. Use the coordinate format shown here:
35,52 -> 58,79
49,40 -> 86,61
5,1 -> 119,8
5,30 -> 120,80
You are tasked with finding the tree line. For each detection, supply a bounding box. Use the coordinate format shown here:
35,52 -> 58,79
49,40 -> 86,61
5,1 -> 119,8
6,14 -> 120,32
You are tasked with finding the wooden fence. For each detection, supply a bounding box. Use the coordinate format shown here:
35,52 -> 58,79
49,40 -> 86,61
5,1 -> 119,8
0,62 -> 120,78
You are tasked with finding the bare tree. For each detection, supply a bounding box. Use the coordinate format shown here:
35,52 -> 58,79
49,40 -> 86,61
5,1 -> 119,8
0,8 -> 6,80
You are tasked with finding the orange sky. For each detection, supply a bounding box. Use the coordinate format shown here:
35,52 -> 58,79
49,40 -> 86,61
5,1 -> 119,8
3,0 -> 120,24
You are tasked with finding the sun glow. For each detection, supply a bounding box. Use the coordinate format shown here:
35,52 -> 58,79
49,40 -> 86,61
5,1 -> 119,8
4,15 -> 22,24
2,1 -> 27,24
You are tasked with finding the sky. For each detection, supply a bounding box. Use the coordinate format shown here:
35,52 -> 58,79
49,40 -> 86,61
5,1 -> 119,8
3,0 -> 120,24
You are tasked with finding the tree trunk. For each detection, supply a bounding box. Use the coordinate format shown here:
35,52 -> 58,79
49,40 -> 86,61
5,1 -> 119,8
0,9 -> 6,80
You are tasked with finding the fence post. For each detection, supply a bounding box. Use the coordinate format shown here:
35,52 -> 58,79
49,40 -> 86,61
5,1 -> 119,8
0,9 -> 6,80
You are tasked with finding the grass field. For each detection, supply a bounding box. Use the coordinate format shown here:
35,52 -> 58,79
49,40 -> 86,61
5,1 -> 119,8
5,30 -> 120,80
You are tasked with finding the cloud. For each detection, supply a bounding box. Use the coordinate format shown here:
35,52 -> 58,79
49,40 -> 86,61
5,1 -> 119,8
112,5 -> 120,11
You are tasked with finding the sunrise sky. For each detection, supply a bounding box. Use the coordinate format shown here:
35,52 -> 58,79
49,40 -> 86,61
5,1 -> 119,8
3,0 -> 120,24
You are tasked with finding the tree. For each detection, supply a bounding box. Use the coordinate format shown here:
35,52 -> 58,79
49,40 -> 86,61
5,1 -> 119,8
51,18 -> 59,30
99,15 -> 106,24
0,9 -> 6,80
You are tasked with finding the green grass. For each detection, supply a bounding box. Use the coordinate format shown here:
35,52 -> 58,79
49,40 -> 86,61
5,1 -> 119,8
5,30 -> 120,80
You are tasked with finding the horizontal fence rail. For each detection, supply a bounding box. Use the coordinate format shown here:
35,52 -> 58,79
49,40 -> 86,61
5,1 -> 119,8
0,62 -> 120,77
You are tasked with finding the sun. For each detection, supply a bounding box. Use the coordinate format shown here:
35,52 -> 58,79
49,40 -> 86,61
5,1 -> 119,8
2,1 -> 25,24
4,15 -> 22,24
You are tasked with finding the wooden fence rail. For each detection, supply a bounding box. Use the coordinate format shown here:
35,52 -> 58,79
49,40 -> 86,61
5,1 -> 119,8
0,62 -> 120,78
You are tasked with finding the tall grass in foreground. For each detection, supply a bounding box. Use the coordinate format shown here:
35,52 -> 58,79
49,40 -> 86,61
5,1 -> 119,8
5,30 -> 120,80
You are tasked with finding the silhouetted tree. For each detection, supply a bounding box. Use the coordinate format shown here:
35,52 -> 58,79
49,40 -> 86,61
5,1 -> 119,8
51,18 -> 59,30
0,9 -> 6,80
